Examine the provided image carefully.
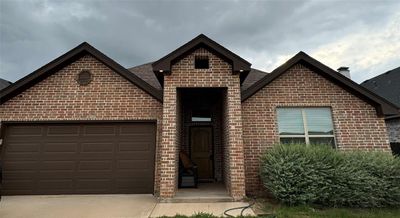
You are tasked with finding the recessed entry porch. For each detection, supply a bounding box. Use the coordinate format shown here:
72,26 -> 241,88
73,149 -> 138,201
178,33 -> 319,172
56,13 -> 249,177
175,88 -> 231,201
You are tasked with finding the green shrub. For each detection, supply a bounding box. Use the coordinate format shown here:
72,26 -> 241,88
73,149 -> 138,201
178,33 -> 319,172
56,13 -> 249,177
260,144 -> 400,208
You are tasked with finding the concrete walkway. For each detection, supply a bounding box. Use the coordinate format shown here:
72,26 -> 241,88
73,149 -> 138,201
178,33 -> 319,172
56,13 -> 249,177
0,195 -> 255,218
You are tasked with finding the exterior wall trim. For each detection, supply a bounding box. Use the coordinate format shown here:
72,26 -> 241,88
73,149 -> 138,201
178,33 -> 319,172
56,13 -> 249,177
1,120 -> 158,124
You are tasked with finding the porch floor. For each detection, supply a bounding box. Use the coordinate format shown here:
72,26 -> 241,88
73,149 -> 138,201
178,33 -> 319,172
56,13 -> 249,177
167,183 -> 233,203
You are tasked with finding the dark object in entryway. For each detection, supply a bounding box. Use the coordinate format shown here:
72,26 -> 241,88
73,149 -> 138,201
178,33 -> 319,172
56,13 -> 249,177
391,143 -> 400,156
179,151 -> 198,188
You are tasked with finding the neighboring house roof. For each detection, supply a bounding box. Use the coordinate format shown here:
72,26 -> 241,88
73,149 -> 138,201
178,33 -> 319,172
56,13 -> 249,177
361,67 -> 400,120
361,67 -> 400,107
152,34 -> 252,85
0,42 -> 163,104
242,51 -> 399,116
0,78 -> 12,90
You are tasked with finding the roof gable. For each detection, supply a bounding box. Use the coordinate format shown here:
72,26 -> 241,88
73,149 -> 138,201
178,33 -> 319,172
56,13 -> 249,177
242,51 -> 399,116
152,34 -> 251,85
0,42 -> 163,104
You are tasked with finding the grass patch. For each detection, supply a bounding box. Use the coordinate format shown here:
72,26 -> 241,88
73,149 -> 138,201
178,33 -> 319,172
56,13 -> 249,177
274,205 -> 400,218
254,199 -> 400,218
157,205 -> 400,218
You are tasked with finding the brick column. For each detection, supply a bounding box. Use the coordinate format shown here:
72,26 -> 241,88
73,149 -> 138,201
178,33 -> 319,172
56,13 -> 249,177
227,85 -> 246,200
159,86 -> 178,198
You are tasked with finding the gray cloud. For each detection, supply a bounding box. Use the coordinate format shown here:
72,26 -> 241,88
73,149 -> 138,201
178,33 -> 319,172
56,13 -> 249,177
1,0 -> 399,83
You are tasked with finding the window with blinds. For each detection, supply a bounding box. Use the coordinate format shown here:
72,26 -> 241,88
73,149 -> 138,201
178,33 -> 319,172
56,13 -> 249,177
277,107 -> 336,147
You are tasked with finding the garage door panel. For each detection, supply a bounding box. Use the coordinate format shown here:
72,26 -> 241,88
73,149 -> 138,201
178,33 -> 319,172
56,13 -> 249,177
4,161 -> 38,170
47,126 -> 80,136
76,179 -> 113,189
3,170 -> 36,180
79,153 -> 114,160
2,122 -> 155,195
83,125 -> 116,135
76,172 -> 113,179
41,154 -> 78,161
42,142 -> 79,152
37,179 -> 74,190
115,169 -> 153,178
38,171 -> 76,179
3,180 -> 35,190
81,142 -> 114,152
118,142 -> 150,151
4,143 -> 39,161
117,137 -> 153,143
39,160 -> 76,170
117,160 -> 151,169
116,151 -> 153,160
119,124 -> 155,135
5,142 -> 40,153
7,126 -> 43,136
78,160 -> 112,170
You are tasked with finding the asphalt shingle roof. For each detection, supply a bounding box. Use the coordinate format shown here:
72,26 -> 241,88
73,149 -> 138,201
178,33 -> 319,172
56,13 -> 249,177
241,68 -> 268,91
361,67 -> 400,107
128,63 -> 268,92
0,78 -> 11,90
128,62 -> 162,91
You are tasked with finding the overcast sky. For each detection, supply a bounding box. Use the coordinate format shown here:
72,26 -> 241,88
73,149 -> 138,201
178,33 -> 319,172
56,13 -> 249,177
1,0 -> 399,83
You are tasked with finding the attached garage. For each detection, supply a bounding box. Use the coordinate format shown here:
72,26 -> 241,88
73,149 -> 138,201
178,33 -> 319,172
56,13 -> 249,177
1,122 -> 156,195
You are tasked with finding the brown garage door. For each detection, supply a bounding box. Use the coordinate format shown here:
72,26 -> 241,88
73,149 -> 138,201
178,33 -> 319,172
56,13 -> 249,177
1,122 -> 156,195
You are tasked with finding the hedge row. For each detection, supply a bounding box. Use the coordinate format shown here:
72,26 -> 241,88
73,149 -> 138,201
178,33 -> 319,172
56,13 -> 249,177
260,144 -> 400,208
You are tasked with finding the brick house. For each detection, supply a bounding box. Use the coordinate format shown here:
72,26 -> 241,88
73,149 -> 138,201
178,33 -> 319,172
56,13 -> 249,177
0,34 -> 398,200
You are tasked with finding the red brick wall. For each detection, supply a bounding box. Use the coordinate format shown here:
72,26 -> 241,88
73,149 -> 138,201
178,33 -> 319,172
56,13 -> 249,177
0,55 -> 163,194
160,48 -> 246,200
241,64 -> 390,195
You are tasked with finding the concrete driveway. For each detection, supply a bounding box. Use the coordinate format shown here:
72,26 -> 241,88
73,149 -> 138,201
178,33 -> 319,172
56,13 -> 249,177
0,195 -> 255,217
0,195 -> 157,218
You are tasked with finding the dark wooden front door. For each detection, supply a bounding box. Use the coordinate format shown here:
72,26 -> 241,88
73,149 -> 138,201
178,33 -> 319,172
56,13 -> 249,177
190,126 -> 213,180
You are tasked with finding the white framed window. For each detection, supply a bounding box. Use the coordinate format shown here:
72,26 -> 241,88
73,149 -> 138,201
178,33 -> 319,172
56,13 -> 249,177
277,107 -> 336,147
